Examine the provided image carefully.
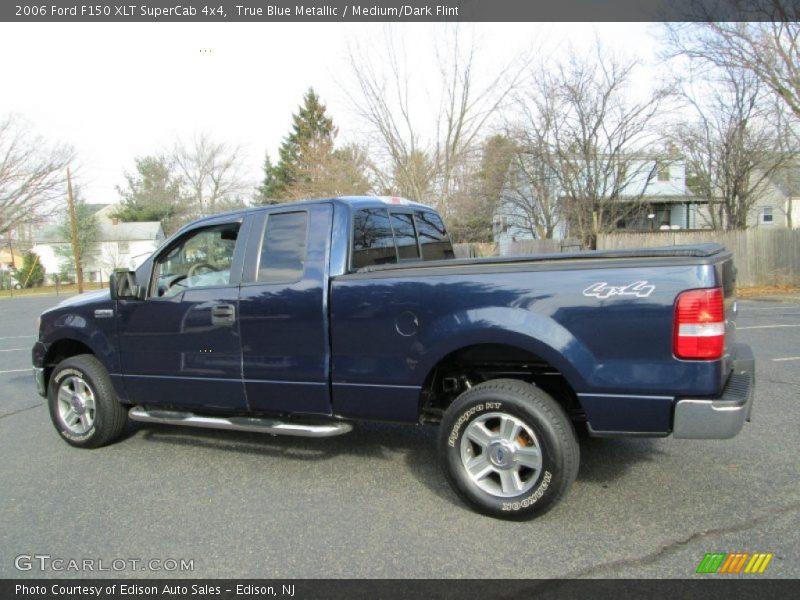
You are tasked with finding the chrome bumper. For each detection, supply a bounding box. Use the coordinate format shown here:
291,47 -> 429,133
33,367 -> 45,397
673,344 -> 755,439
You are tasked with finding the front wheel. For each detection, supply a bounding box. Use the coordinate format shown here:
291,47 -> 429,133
439,379 -> 579,520
47,354 -> 127,448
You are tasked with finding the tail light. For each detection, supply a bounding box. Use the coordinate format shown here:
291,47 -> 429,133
673,288 -> 725,360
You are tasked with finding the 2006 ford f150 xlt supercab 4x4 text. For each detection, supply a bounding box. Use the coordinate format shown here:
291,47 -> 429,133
32,196 -> 755,519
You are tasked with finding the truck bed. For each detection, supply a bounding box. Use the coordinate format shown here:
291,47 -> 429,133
351,244 -> 730,276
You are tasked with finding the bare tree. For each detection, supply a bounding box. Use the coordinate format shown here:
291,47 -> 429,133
0,115 -> 74,235
674,67 -> 789,229
772,94 -> 800,229
347,28 -> 527,217
664,9 -> 800,119
515,45 -> 668,247
173,133 -> 247,217
499,137 -> 561,239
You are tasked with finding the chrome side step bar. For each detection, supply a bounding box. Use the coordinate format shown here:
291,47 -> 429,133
128,407 -> 353,438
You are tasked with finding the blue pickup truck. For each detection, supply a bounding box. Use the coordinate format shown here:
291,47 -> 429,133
32,196 -> 754,519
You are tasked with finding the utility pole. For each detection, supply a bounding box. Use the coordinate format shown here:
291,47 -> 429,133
66,168 -> 84,293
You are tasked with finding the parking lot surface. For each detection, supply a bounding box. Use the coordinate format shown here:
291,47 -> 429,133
1,294 -> 798,578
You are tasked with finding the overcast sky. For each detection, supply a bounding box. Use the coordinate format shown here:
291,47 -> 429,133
0,22 -> 661,205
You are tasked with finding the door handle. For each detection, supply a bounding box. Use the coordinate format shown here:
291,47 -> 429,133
211,303 -> 236,326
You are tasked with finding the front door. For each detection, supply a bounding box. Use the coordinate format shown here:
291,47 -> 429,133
117,218 -> 248,411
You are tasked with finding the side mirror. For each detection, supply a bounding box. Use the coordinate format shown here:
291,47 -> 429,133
110,271 -> 144,301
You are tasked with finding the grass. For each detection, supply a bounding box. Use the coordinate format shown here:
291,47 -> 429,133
736,284 -> 800,298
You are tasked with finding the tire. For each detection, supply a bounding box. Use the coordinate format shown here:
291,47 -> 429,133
47,354 -> 127,448
439,378 -> 579,520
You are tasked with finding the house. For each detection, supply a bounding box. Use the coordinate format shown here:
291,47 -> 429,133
31,204 -> 165,283
0,246 -> 23,270
749,164 -> 800,230
493,154 -> 710,253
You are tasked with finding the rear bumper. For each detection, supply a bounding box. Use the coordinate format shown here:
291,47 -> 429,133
672,343 -> 755,439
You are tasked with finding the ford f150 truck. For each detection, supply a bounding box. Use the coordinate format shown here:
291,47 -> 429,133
32,196 -> 755,519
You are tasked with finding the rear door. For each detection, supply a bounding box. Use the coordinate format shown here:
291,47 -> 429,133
238,203 -> 333,415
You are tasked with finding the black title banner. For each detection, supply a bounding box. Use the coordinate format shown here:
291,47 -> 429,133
3,0 -> 797,22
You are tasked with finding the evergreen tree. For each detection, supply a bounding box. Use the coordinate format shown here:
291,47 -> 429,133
258,88 -> 338,202
113,155 -> 187,234
16,251 -> 45,288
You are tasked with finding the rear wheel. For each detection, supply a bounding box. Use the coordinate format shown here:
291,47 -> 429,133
439,379 -> 579,519
47,354 -> 127,448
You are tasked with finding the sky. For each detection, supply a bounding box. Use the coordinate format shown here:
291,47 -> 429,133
0,22 -> 662,205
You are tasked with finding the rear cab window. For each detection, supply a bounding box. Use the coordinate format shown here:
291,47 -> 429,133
415,210 -> 454,261
350,206 -> 454,270
258,211 -> 309,283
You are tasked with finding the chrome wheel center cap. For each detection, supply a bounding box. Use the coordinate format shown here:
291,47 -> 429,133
71,395 -> 85,414
488,441 -> 514,469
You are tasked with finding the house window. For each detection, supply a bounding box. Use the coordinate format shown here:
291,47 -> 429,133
118,241 -> 130,254
760,206 -> 774,225
493,217 -> 508,234
657,162 -> 670,182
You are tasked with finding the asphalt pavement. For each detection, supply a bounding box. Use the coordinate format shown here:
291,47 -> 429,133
0,293 -> 798,578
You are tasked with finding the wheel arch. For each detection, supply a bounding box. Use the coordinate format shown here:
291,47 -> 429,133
417,339 -> 587,424
42,338 -> 96,392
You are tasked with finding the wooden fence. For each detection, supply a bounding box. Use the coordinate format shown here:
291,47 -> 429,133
597,229 -> 800,287
453,243 -> 498,258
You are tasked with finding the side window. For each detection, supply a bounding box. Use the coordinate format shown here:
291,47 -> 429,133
352,208 -> 397,269
155,223 -> 240,297
415,211 -> 455,261
390,212 -> 420,260
258,212 -> 308,283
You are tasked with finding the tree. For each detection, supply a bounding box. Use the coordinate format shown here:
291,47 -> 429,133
0,115 -> 74,235
773,97 -> 800,229
113,155 -> 188,234
664,8 -> 800,119
173,133 -> 247,217
347,30 -> 526,216
448,134 -> 517,242
54,189 -> 99,276
258,88 -> 337,202
16,251 -> 44,288
282,142 -> 372,200
259,88 -> 371,202
674,67 -> 789,230
499,139 -> 562,240
515,44 -> 667,247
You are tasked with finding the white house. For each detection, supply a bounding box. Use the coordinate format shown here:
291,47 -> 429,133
494,154 -> 709,253
748,164 -> 800,230
32,204 -> 165,283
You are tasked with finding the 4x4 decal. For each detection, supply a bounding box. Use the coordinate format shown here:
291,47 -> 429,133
583,281 -> 655,299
